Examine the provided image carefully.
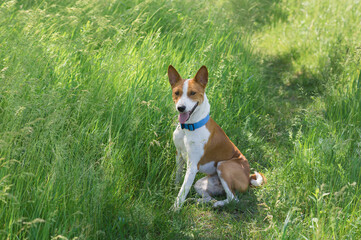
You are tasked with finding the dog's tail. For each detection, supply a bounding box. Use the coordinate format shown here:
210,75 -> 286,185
249,172 -> 266,187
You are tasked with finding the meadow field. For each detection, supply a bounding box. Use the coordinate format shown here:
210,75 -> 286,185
1,0 -> 361,239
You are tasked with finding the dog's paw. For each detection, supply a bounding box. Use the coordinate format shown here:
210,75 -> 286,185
213,200 -> 228,207
171,201 -> 181,211
170,205 -> 180,211
213,198 -> 239,207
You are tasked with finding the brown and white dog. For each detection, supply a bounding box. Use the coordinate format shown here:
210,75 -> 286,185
168,65 -> 265,209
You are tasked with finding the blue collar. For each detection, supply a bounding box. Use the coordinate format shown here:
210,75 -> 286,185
180,114 -> 210,131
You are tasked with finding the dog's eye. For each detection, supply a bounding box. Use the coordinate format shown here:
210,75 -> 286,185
190,91 -> 196,96
175,91 -> 180,96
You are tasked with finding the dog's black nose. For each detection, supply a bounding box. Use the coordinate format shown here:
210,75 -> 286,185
177,106 -> 186,112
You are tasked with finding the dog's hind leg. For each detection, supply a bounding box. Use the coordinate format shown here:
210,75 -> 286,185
213,159 -> 250,207
194,175 -> 225,203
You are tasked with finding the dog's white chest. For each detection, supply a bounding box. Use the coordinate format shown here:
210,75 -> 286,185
173,125 -> 210,165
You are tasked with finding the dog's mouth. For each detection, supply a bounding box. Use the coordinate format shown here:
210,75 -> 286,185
178,102 -> 198,124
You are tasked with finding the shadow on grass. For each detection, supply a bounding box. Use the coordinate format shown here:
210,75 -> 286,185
224,0 -> 288,31
185,190 -> 264,239
218,190 -> 260,215
255,48 -> 328,150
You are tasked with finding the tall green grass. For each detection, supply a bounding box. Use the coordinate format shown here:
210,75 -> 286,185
0,0 -> 360,239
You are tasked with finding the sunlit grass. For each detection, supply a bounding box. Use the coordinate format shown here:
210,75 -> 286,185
1,0 -> 360,239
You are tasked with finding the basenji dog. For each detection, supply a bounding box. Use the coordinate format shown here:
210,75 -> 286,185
168,65 -> 266,210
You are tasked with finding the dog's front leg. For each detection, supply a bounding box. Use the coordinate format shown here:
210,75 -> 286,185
173,165 -> 198,210
175,151 -> 185,185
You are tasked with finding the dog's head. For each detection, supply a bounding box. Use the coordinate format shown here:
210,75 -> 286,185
168,65 -> 208,124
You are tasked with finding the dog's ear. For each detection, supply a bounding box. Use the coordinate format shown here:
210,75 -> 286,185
168,65 -> 181,87
194,65 -> 208,87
